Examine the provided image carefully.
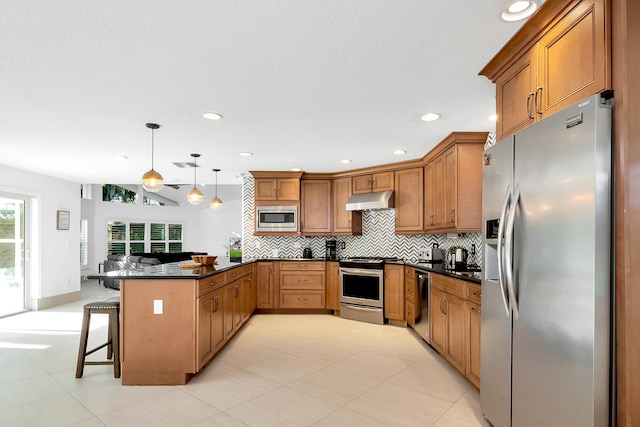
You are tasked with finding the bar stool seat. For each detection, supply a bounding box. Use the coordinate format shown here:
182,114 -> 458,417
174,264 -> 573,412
76,297 -> 121,378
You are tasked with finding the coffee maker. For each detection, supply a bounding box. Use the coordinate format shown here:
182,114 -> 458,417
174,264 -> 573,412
325,239 -> 337,260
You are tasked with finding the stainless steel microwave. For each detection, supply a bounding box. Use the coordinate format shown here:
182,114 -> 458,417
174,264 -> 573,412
256,206 -> 298,232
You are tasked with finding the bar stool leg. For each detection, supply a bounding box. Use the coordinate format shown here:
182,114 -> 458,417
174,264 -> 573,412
75,307 -> 91,378
111,308 -> 121,378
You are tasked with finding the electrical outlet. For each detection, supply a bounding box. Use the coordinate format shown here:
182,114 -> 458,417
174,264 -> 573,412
154,300 -> 163,315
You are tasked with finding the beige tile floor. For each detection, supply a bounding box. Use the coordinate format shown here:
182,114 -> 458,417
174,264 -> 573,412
0,280 -> 490,426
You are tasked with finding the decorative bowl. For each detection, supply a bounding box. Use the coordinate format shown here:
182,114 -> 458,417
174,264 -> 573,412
192,255 -> 218,266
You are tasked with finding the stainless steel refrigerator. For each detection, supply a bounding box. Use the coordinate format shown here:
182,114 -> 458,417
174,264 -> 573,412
481,94 -> 612,427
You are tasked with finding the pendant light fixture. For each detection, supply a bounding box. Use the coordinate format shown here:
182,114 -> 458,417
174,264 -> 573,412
210,169 -> 223,211
187,154 -> 204,205
141,123 -> 164,192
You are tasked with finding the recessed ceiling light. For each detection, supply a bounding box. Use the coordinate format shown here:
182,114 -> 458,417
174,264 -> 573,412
340,159 -> 352,164
501,1 -> 538,22
113,155 -> 128,162
291,168 -> 302,172
202,112 -> 223,120
239,152 -> 253,157
393,150 -> 407,155
489,114 -> 498,122
421,113 -> 441,122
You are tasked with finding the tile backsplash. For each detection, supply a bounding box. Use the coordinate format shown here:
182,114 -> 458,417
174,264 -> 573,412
241,176 -> 482,267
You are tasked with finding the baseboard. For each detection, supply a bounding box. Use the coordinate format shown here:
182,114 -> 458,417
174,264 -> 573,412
31,291 -> 81,310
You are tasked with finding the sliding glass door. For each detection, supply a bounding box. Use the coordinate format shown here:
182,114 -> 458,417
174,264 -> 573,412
0,198 -> 25,317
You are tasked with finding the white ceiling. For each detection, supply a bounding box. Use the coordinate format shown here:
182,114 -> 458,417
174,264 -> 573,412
0,1 -> 529,188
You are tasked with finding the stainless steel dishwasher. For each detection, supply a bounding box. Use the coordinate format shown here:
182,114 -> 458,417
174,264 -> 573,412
411,270 -> 430,344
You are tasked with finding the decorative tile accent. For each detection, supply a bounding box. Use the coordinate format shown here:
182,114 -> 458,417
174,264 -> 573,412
241,176 -> 482,267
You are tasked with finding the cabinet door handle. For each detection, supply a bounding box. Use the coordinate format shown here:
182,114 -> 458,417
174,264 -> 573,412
471,307 -> 481,314
407,288 -> 412,292
430,214 -> 434,226
234,286 -> 239,298
534,87 -> 543,115
526,92 -> 535,119
450,209 -> 456,223
213,296 -> 219,313
297,298 -> 308,301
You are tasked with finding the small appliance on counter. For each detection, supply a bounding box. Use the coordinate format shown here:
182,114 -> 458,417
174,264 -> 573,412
418,245 -> 443,263
325,239 -> 337,260
454,248 -> 468,270
302,247 -> 312,258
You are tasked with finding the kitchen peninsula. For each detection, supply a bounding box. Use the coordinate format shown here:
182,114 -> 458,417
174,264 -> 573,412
89,258 -> 255,385
89,257 -> 481,386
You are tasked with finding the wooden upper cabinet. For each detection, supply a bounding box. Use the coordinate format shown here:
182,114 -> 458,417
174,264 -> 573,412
352,171 -> 394,194
443,147 -> 458,229
332,177 -> 362,235
394,167 -> 424,234
423,133 -> 484,234
250,171 -> 303,201
495,47 -> 538,140
481,0 -> 610,141
537,0 -> 609,117
255,178 -> 300,201
300,179 -> 332,235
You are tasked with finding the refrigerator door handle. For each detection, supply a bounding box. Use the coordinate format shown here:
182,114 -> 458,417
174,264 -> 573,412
505,184 -> 521,320
497,186 -> 512,317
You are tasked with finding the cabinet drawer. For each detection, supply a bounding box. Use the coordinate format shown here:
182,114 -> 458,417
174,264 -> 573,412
466,284 -> 482,304
430,273 -> 465,299
225,265 -> 252,282
405,267 -> 415,279
405,300 -> 416,327
279,290 -> 325,308
198,273 -> 226,296
279,262 -> 325,271
280,272 -> 325,290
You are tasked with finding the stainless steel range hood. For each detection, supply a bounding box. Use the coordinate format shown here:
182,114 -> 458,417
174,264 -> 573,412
345,190 -> 394,211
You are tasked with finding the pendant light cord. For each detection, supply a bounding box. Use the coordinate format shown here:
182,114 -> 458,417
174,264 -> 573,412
150,127 -> 155,170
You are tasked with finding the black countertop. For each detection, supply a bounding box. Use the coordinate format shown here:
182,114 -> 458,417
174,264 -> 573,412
85,257 -> 246,280
401,261 -> 482,284
86,256 -> 481,284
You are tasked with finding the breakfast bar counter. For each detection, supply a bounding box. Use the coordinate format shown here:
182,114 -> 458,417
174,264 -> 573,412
86,258 -> 256,385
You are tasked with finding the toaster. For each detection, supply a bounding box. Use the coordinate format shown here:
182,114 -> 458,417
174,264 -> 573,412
419,247 -> 443,262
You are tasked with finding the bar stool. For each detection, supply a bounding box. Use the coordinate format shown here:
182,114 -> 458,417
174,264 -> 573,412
76,297 -> 121,378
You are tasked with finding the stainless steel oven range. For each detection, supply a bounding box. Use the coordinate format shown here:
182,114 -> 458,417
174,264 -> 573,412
339,257 -> 389,325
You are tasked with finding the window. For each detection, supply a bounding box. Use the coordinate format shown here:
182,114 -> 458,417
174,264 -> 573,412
107,221 -> 182,254
80,219 -> 88,266
103,184 -> 138,204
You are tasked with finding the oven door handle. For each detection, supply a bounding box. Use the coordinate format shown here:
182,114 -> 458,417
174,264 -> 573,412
344,304 -> 382,312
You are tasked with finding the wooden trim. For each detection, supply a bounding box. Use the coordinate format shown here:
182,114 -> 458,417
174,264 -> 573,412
612,0 -> 640,424
421,132 -> 488,164
249,170 -> 304,179
479,0 -> 587,81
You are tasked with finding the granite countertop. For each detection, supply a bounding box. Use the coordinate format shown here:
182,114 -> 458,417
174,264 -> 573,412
85,257 -> 250,280
404,261 -> 482,284
85,256 -> 481,284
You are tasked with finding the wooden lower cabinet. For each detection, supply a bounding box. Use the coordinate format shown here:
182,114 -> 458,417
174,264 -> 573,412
404,267 -> 418,327
197,286 -> 226,370
430,273 -> 481,388
325,261 -> 340,310
256,262 -> 276,309
384,264 -> 404,321
466,301 -> 481,389
278,261 -> 326,309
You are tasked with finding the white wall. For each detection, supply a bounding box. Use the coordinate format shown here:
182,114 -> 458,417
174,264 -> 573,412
0,164 -> 81,302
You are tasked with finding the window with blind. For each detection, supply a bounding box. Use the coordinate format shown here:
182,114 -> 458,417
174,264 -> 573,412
80,219 -> 88,266
107,221 -> 182,254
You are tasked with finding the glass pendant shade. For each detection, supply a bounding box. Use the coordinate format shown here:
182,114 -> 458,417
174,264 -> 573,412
210,196 -> 223,211
142,169 -> 164,192
188,187 -> 204,205
210,168 -> 223,211
141,123 -> 163,192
